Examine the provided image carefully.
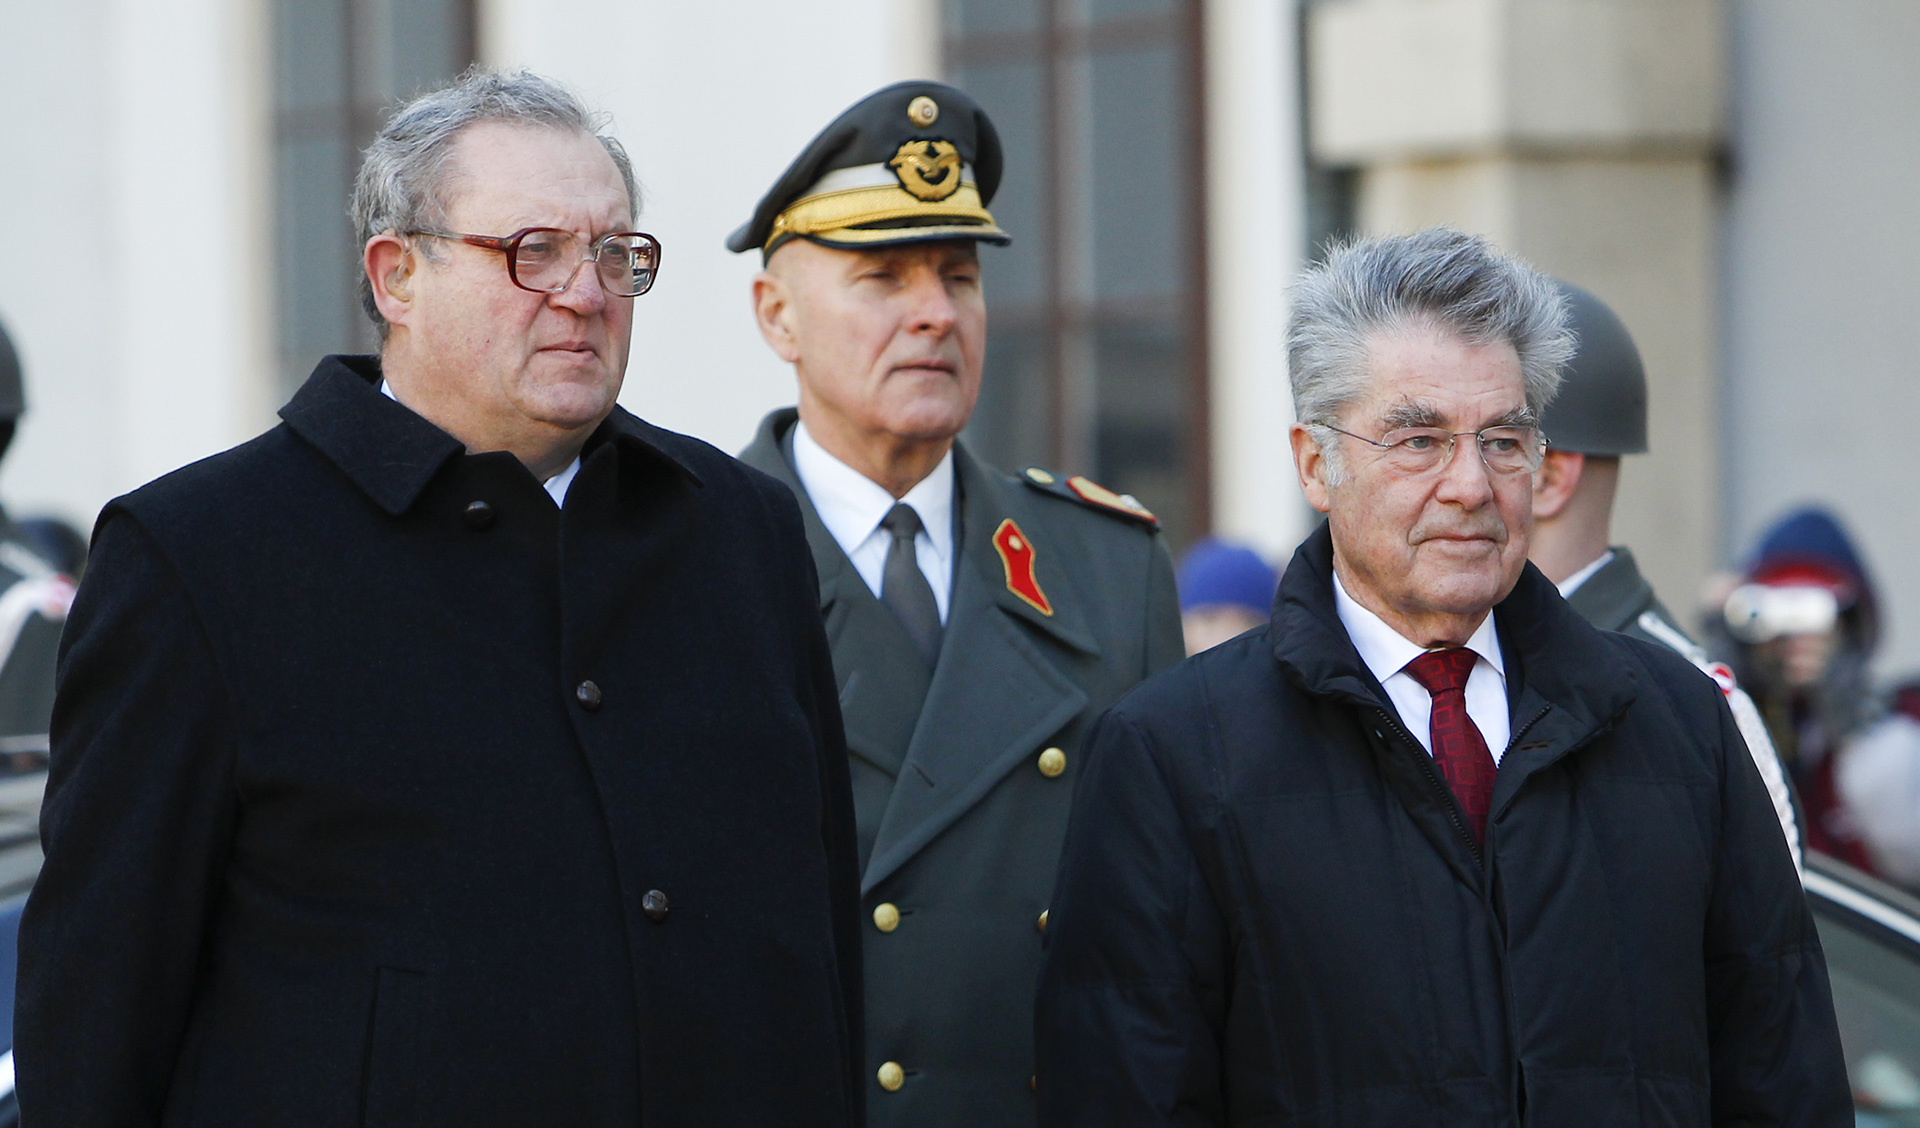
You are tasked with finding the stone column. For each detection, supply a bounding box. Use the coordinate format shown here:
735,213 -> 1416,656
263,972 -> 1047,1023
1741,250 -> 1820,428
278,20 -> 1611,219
1308,0 -> 1725,615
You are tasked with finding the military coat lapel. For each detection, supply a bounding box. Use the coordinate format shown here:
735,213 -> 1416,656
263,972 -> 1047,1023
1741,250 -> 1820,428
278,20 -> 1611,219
738,410 -> 929,779
861,445 -> 1096,894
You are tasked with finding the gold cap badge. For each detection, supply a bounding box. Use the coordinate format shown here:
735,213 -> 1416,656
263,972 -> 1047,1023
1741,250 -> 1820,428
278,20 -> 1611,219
888,139 -> 963,201
907,95 -> 939,127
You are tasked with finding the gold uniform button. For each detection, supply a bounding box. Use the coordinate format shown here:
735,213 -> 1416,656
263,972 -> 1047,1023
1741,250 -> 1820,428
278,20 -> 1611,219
1037,909 -> 1049,934
1037,747 -> 1067,778
873,902 -> 901,932
878,1061 -> 906,1091
1025,467 -> 1056,485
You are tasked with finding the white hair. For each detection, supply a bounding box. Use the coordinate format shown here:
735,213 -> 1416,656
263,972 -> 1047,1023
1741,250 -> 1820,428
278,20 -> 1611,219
1288,228 -> 1573,481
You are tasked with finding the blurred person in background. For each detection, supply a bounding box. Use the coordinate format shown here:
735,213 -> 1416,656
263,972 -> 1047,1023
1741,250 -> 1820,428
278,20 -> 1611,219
1527,280 -> 1799,868
1711,506 -> 1882,870
735,81 -> 1182,1123
1176,538 -> 1279,655
1838,680 -> 1920,888
0,315 -> 74,774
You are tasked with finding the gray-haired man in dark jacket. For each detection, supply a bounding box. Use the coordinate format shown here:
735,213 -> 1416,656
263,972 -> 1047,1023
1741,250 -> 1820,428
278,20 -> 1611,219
1036,228 -> 1848,1126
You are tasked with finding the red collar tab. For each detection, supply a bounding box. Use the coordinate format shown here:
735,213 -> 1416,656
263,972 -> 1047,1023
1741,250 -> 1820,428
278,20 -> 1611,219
992,518 -> 1053,616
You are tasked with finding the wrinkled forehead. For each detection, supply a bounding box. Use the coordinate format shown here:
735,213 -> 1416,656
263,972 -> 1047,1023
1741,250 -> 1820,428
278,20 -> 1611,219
439,123 -> 634,228
1348,325 -> 1529,428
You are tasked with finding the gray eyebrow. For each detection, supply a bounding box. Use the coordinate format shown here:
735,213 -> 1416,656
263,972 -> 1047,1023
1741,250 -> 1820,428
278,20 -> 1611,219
1376,399 -> 1537,432
1379,401 -> 1447,430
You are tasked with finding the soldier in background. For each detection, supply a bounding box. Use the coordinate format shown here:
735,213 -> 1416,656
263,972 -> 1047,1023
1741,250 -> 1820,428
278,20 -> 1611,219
1526,280 -> 1800,868
734,81 -> 1183,1124
0,316 -> 73,773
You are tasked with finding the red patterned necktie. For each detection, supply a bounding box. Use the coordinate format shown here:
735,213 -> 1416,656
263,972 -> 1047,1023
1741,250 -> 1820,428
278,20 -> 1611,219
1404,648 -> 1497,842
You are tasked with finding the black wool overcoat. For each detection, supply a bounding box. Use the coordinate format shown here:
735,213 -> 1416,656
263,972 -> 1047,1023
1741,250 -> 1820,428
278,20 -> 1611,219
16,356 -> 864,1127
1036,524 -> 1850,1126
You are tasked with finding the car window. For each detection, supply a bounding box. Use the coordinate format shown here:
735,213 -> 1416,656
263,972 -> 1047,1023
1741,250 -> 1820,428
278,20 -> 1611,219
1813,870 -> 1920,1125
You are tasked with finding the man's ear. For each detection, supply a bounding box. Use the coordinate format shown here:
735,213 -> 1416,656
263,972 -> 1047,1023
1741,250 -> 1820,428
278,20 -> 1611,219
365,233 -> 416,326
1530,449 -> 1586,521
1290,423 -> 1333,514
751,268 -> 802,364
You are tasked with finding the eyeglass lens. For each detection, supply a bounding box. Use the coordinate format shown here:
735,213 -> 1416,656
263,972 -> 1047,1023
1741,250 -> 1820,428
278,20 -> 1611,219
1376,427 -> 1542,474
512,230 -> 659,296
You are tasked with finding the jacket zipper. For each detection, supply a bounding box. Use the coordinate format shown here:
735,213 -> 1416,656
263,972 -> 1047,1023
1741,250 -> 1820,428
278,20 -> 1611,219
1377,701 -> 1552,1126
1371,706 -> 1481,864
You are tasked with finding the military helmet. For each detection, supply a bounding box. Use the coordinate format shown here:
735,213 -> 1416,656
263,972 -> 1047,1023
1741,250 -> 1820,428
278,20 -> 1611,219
0,314 -> 23,421
1540,280 -> 1647,456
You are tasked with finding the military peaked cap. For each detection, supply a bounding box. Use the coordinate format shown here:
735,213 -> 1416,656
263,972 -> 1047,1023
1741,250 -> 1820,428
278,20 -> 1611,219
726,81 -> 1010,260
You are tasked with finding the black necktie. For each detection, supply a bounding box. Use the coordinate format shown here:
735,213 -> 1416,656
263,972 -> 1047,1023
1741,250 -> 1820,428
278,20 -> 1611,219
880,503 -> 942,668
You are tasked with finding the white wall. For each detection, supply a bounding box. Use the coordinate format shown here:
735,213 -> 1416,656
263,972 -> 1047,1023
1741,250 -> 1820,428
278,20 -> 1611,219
1722,0 -> 1920,679
0,0 -> 273,533
480,0 -> 941,458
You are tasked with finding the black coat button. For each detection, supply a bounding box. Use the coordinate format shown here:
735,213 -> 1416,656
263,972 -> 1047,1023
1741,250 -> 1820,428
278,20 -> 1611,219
575,680 -> 603,710
464,500 -> 495,530
642,889 -> 669,922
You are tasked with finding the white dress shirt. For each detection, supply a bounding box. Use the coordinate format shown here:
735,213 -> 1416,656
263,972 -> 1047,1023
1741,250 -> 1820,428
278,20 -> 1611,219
380,380 -> 580,506
1333,572 -> 1511,764
1555,550 -> 1615,600
791,420 -> 955,623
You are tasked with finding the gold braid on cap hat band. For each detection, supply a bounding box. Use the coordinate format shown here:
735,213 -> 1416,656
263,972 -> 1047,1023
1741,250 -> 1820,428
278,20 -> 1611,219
766,181 -> 1003,253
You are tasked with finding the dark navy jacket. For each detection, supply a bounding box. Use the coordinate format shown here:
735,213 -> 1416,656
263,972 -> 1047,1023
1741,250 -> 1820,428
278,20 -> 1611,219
17,356 -> 863,1127
1036,524 -> 1848,1126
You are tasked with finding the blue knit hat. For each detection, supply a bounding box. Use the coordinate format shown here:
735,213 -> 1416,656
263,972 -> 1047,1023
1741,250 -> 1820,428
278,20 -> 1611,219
1177,538 -> 1278,615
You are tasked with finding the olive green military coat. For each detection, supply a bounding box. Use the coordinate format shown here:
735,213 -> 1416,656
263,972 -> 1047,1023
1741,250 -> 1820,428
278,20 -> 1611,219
743,409 -> 1182,1126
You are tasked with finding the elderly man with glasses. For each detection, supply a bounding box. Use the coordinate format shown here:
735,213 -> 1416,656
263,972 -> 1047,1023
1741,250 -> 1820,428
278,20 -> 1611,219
16,70 -> 863,1127
1035,228 -> 1848,1126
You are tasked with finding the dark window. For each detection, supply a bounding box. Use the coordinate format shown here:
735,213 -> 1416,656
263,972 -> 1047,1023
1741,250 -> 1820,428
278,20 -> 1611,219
946,0 -> 1209,548
1299,2 -> 1358,262
271,0 -> 476,396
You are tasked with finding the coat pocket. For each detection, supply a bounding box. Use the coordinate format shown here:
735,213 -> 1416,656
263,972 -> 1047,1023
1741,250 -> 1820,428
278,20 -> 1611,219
362,966 -> 431,1128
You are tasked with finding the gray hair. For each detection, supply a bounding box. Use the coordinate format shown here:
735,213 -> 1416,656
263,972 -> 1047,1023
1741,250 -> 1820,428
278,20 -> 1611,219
1288,227 -> 1573,479
351,67 -> 641,334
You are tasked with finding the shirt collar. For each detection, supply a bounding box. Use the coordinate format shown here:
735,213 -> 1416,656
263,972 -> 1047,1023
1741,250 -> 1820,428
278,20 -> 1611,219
1555,549 -> 1615,599
791,419 -> 954,560
1333,569 -> 1505,685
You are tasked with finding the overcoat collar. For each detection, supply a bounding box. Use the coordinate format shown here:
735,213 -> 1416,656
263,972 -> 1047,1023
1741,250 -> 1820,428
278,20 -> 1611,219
1272,523 -> 1640,857
741,408 -> 1097,891
280,355 -> 702,517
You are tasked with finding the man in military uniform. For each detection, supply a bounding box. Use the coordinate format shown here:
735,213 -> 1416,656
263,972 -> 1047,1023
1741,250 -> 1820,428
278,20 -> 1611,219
1528,279 -> 1800,866
0,316 -> 72,773
732,81 -> 1184,1124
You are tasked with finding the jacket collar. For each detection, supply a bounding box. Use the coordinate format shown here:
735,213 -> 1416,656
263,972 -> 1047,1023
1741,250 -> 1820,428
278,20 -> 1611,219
1562,545 -> 1656,634
281,355 -> 701,517
742,407 -> 1101,658
1272,523 -> 1638,741
740,407 -> 852,611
